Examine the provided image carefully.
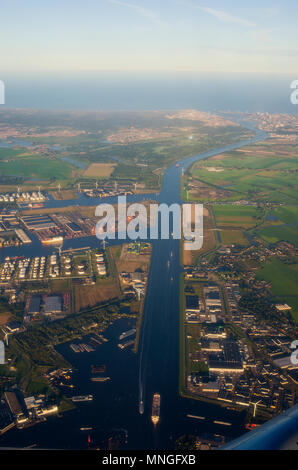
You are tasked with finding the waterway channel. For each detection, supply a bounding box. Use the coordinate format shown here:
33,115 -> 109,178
0,127 -> 267,449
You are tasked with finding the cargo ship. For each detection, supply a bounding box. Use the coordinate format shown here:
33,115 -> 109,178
41,236 -> 64,245
213,420 -> 232,427
119,328 -> 136,341
28,203 -> 44,209
187,414 -> 206,421
118,340 -> 135,350
91,376 -> 110,383
151,393 -> 161,426
71,395 -> 93,402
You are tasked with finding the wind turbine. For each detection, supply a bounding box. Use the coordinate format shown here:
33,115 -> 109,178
2,329 -> 10,346
252,400 -> 262,418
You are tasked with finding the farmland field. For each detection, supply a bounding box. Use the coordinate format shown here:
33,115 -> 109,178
257,224 -> 298,246
83,163 -> 116,178
0,156 -> 73,180
256,259 -> 298,321
213,205 -> 262,228
74,279 -> 120,310
220,229 -> 249,246
271,206 -> 298,224
187,141 -> 298,204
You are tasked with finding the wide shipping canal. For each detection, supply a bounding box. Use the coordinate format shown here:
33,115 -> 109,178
0,128 -> 266,449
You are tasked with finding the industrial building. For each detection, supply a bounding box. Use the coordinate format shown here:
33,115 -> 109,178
203,323 -> 227,339
66,222 -> 82,234
4,392 -> 26,425
44,296 -> 62,315
21,214 -> 57,231
185,295 -> 200,311
208,341 -> 244,375
27,296 -> 41,315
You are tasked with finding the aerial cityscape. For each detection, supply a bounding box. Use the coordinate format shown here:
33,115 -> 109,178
0,0 -> 297,458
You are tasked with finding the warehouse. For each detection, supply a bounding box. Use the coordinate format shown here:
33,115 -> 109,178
185,295 -> 200,311
21,215 -> 57,231
4,392 -> 23,419
209,361 -> 244,374
66,222 -> 82,234
44,295 -> 62,315
27,296 -> 41,315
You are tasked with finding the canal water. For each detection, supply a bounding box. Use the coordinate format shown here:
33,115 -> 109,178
0,128 -> 267,449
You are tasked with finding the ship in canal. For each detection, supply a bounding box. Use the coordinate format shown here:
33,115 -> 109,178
91,376 -> 110,383
71,395 -> 93,402
151,393 -> 161,426
119,328 -> 136,341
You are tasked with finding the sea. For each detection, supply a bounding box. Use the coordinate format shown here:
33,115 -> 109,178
1,72 -> 297,114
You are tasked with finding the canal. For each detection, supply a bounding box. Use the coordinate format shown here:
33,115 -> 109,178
0,128 -> 267,449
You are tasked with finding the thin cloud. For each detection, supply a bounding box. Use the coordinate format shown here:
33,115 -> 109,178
107,0 -> 168,28
198,6 -> 255,26
178,1 -> 256,27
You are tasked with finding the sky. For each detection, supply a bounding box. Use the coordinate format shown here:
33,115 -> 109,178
0,0 -> 298,74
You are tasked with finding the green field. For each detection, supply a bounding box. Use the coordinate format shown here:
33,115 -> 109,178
258,224 -> 298,246
220,229 -> 249,246
0,156 -> 74,180
271,206 -> 298,224
256,259 -> 298,321
0,148 -> 30,160
213,205 -> 262,228
191,167 -> 298,204
189,142 -> 298,204
201,147 -> 298,171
